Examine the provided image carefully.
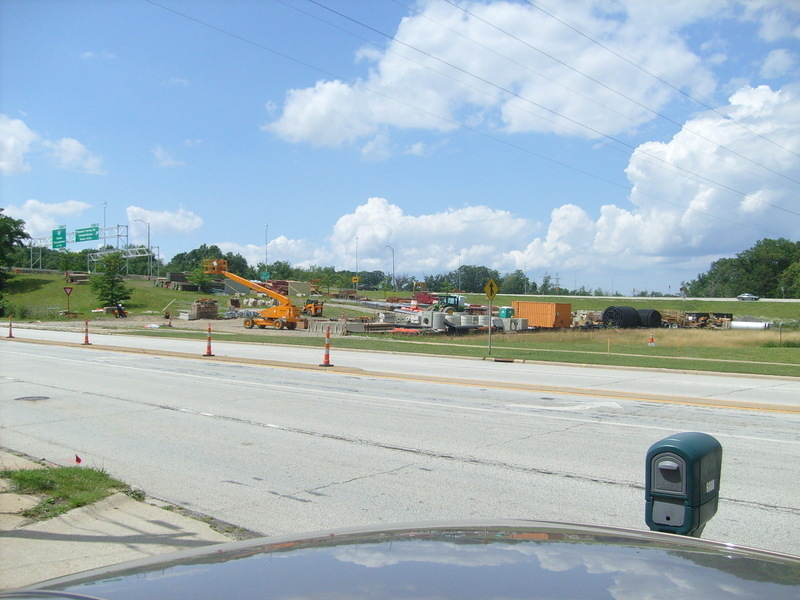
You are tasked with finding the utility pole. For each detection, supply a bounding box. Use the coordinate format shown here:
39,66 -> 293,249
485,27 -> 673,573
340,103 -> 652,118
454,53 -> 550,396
265,224 -> 269,266
386,245 -> 395,291
458,252 -> 462,291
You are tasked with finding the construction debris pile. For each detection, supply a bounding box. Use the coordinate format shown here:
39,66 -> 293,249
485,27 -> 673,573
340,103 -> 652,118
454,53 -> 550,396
330,297 -> 759,335
188,299 -> 219,320
153,273 -> 200,292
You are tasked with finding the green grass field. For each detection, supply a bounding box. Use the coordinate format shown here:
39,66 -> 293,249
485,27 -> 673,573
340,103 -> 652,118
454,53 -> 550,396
3,272 -> 799,377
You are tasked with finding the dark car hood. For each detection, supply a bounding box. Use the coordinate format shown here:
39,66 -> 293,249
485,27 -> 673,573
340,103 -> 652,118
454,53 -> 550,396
4,520 -> 799,599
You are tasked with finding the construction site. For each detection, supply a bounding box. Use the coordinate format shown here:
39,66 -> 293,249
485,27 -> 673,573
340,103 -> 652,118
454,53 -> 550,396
165,260 -> 773,336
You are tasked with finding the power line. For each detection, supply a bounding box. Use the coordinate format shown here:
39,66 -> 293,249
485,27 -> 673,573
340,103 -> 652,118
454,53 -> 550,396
520,0 -> 800,161
386,0 -> 799,192
307,0 -> 800,217
143,0 -> 798,228
439,0 -> 800,185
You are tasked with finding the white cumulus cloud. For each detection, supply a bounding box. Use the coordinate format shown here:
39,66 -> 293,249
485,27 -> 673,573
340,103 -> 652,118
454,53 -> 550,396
4,199 -> 92,238
153,145 -> 186,168
43,137 -> 104,174
265,0 -> 726,150
760,49 -> 797,78
126,206 -> 204,244
251,83 -> 799,288
503,83 -> 800,276
327,197 -> 533,273
1,114 -> 104,175
0,114 -> 40,174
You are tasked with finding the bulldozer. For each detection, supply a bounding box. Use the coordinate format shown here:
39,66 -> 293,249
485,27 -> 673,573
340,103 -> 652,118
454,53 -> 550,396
203,259 -> 302,330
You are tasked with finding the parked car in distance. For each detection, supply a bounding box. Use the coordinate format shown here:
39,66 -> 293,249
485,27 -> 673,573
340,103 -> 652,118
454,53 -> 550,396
737,293 -> 760,301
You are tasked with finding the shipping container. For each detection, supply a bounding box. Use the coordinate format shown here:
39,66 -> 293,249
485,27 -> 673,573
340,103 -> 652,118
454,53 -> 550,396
511,301 -> 572,328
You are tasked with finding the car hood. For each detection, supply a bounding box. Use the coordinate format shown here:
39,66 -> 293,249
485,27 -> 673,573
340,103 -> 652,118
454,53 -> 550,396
3,520 -> 799,599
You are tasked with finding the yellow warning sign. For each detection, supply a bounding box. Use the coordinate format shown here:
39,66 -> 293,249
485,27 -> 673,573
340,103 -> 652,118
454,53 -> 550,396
484,278 -> 499,300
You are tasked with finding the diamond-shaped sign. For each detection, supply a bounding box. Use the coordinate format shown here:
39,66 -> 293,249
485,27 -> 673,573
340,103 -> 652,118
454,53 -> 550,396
484,278 -> 499,300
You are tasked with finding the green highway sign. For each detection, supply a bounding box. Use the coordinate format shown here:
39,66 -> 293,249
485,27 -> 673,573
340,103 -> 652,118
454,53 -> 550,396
75,226 -> 100,242
52,228 -> 67,249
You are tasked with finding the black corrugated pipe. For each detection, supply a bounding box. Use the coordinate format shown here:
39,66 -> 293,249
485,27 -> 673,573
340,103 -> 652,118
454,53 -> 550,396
638,309 -> 662,328
602,306 -> 642,328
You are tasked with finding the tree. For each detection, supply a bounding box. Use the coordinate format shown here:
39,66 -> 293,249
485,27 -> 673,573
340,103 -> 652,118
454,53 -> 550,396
0,209 -> 30,291
779,262 -> 800,298
423,273 -> 452,292
737,238 -> 799,297
186,267 -> 213,293
269,260 -> 296,280
457,265 -> 501,293
357,270 -> 386,289
223,252 -> 249,276
165,244 -> 223,273
394,274 -> 416,292
500,270 -> 530,294
90,252 -> 133,307
682,238 -> 800,298
539,274 -> 554,295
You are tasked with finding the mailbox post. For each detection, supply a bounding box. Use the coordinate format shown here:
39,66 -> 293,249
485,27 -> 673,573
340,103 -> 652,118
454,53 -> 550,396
645,432 -> 722,537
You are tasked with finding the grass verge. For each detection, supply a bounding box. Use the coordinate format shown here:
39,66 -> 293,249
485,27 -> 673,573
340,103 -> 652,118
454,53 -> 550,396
123,325 -> 800,377
1,466 -> 137,521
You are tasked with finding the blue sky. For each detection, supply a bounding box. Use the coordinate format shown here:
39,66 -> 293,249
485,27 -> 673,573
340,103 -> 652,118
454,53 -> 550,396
2,0 -> 799,295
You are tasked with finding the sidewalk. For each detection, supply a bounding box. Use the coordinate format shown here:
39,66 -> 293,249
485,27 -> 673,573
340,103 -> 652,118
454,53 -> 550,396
0,449 -> 239,591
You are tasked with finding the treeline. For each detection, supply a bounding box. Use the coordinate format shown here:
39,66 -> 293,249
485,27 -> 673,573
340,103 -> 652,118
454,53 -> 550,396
681,238 -> 800,298
9,242 -> 635,296
10,234 -> 799,298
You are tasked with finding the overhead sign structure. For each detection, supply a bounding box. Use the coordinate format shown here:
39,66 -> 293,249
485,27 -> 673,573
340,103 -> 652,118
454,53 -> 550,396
484,278 -> 499,301
52,228 -> 67,249
75,226 -> 100,242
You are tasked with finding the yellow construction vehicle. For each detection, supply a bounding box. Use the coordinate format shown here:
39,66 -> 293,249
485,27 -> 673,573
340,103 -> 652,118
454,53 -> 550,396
203,259 -> 302,330
302,299 -> 324,316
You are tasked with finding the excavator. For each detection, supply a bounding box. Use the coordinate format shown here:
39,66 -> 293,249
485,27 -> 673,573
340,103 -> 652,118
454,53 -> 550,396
202,259 -> 302,330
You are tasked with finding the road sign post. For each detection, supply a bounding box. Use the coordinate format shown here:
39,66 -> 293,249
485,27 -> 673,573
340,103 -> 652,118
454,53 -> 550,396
64,286 -> 74,314
484,278 -> 499,355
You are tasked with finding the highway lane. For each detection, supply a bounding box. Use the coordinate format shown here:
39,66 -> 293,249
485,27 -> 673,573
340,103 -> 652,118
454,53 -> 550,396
8,326 -> 800,408
1,336 -> 799,556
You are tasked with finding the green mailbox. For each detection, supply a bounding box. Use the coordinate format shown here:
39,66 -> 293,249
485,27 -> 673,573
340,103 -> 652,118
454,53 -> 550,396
645,432 -> 722,537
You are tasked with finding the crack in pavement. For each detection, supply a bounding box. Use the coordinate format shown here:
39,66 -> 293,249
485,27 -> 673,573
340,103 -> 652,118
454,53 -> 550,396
303,463 -> 417,496
162,405 -> 646,493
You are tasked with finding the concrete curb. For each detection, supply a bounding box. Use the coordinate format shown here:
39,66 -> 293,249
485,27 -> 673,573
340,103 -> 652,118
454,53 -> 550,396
0,449 -> 239,591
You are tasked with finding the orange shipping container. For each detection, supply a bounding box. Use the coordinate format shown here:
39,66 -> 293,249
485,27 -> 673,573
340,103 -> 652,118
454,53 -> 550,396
511,301 -> 572,328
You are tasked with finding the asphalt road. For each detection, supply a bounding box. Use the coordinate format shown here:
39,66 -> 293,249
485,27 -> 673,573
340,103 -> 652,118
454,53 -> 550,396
1,328 -> 798,556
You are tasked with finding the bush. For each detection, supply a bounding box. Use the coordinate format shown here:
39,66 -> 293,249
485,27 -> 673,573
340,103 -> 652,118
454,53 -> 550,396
763,339 -> 800,348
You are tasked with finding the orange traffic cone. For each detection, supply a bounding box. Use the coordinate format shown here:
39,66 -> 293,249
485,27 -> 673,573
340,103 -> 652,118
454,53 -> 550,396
648,334 -> 655,347
319,326 -> 334,367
